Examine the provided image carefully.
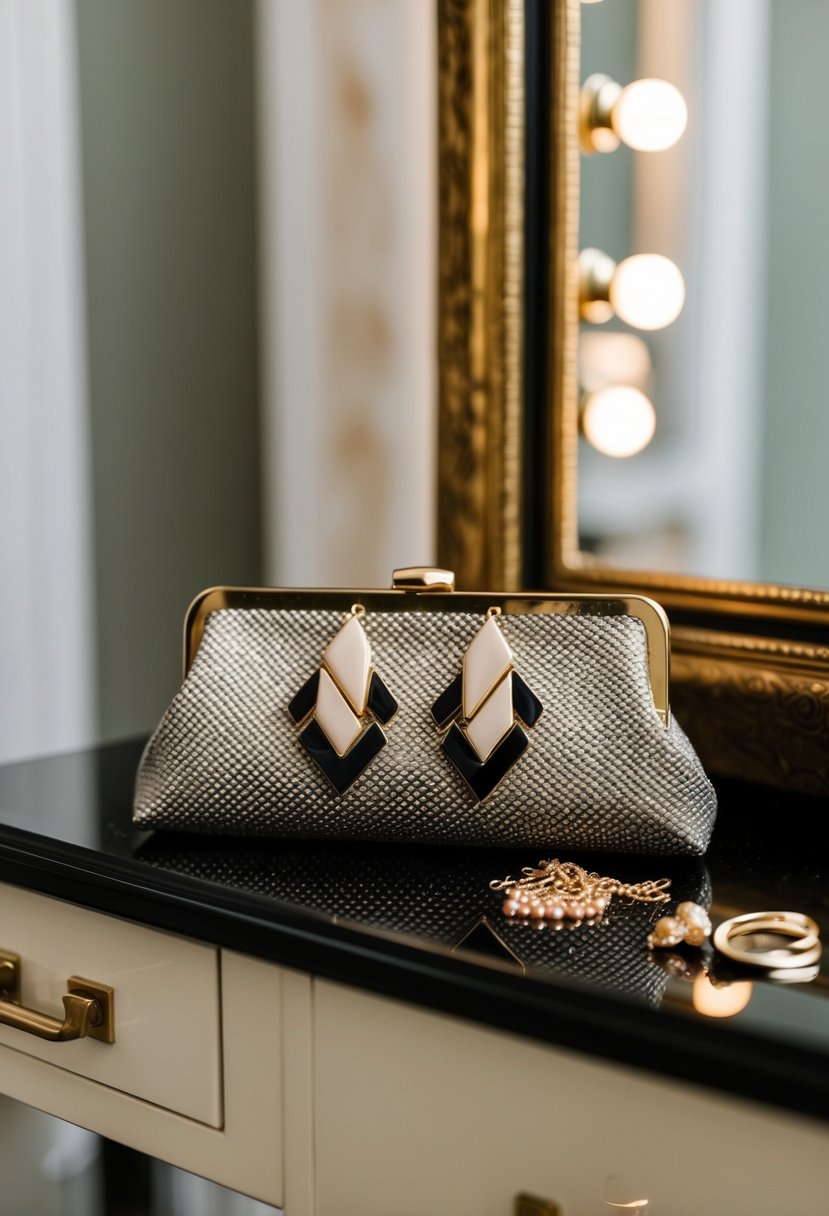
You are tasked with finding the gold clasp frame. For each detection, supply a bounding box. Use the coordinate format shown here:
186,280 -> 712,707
182,573 -> 669,725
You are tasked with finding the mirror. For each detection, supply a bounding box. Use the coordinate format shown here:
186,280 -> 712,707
436,0 -> 829,794
546,0 -> 829,791
577,0 -> 829,590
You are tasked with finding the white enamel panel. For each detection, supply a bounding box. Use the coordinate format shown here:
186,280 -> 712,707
315,667 -> 362,755
462,615 -> 513,719
323,614 -> 371,713
0,884 -> 221,1126
465,672 -> 513,762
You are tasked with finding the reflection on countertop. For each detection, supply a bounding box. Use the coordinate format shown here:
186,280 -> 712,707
136,829 -> 711,1009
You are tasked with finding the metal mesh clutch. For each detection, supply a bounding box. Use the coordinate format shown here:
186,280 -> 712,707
133,597 -> 717,854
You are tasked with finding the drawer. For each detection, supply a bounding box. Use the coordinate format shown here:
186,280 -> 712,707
0,883 -> 221,1127
314,980 -> 829,1216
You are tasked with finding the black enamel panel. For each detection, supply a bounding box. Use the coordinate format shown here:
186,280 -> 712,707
512,672 -> 543,727
431,672 -> 463,729
288,671 -> 320,724
299,720 -> 386,795
367,672 -> 398,725
442,722 -> 529,802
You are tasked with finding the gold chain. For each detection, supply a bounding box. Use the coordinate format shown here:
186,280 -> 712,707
490,858 -> 671,924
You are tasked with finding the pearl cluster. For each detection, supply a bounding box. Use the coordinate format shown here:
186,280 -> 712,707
647,900 -> 712,950
501,886 -> 610,925
491,858 -> 672,932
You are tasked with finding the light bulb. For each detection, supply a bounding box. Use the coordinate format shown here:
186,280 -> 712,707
581,385 -> 656,458
610,254 -> 685,331
580,74 -> 687,155
613,79 -> 687,152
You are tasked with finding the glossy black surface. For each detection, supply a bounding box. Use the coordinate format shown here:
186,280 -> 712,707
1,738 -> 828,1125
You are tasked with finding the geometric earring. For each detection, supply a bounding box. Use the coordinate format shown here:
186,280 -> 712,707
430,607 -> 542,802
288,605 -> 398,795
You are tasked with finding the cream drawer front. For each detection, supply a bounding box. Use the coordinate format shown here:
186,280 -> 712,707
314,980 -> 829,1216
0,883 -> 221,1127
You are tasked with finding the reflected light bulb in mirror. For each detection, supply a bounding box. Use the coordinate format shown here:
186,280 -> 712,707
580,74 -> 687,154
610,254 -> 685,331
614,78 -> 687,152
581,385 -> 656,458
579,331 -> 652,396
692,972 -> 753,1018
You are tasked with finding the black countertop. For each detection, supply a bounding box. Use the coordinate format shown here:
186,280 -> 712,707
1,738 -> 828,1126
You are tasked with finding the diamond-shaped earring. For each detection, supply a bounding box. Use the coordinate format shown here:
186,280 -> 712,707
431,607 -> 542,802
288,605 -> 397,794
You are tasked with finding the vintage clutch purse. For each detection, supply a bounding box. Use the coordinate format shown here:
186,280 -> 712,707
132,567 -> 718,854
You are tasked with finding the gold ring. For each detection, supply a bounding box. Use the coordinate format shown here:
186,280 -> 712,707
724,914 -> 820,953
712,911 -> 822,971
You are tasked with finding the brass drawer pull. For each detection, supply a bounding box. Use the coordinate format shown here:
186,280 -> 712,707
0,950 -> 115,1043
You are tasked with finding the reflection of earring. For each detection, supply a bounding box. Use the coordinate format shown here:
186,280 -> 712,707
288,605 -> 397,794
431,607 -> 542,802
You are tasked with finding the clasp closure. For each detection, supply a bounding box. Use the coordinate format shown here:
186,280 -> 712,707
391,567 -> 455,593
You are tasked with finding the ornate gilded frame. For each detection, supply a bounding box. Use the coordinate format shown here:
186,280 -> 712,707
437,0 -> 525,591
437,0 -> 829,793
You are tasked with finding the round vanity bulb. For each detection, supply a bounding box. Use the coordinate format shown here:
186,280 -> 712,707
581,385 -> 656,458
613,78 -> 687,152
610,254 -> 685,331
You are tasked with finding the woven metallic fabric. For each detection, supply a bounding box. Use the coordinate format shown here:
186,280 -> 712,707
133,607 -> 718,854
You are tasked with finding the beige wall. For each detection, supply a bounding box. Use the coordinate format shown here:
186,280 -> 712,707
256,0 -> 438,588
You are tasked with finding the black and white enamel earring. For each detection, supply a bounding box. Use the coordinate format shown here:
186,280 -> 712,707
288,605 -> 397,794
431,607 -> 542,801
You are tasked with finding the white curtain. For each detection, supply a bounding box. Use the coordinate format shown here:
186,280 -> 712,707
0,0 -> 97,764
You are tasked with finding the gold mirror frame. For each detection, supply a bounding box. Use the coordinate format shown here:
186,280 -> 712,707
437,0 -> 829,794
